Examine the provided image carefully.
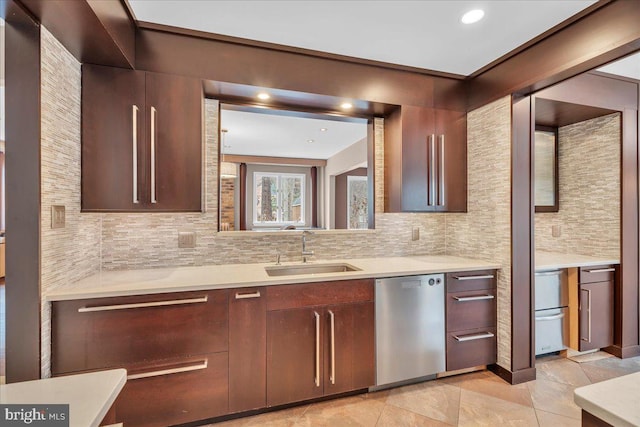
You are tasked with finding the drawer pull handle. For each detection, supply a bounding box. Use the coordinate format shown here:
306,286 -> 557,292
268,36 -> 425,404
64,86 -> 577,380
535,270 -> 564,277
314,311 -> 320,387
453,294 -> 494,302
453,332 -> 495,342
536,312 -> 565,321
452,275 -> 495,281
78,296 -> 208,312
132,104 -> 139,204
329,310 -> 336,385
235,291 -> 261,299
584,268 -> 615,273
127,359 -> 208,380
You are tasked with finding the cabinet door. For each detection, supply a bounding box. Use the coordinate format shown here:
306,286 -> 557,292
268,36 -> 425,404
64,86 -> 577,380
324,302 -> 375,395
579,281 -> 614,351
401,105 -> 436,211
82,64 -> 146,211
267,307 -> 324,406
229,287 -> 266,413
435,109 -> 467,212
145,72 -> 202,211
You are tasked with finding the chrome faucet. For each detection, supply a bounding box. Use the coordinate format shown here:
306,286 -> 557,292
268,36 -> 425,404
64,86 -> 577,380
301,230 -> 314,263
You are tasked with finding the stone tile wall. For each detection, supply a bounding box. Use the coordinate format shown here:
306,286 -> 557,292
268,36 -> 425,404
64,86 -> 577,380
40,28 -> 102,376
445,96 -> 513,370
534,114 -> 621,259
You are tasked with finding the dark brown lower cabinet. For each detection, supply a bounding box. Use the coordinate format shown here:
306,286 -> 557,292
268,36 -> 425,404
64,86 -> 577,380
115,353 -> 229,427
267,302 -> 375,407
266,280 -> 375,407
579,280 -> 614,351
228,287 -> 267,413
445,270 -> 497,371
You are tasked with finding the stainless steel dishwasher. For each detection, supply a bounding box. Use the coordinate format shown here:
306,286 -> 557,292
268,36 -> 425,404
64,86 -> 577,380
375,274 -> 445,387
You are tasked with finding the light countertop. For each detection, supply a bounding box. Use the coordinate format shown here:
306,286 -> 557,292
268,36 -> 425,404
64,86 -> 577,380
46,255 -> 501,301
535,251 -> 619,271
0,369 -> 126,427
574,372 -> 640,427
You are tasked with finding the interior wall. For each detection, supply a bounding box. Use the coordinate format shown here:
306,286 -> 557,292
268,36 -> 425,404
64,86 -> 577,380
445,96 -> 513,370
40,27 -> 102,377
535,113 -> 621,258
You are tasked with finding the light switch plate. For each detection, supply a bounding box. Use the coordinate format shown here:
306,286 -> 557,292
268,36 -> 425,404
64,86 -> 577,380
552,225 -> 562,238
412,226 -> 420,241
178,231 -> 196,248
51,205 -> 65,229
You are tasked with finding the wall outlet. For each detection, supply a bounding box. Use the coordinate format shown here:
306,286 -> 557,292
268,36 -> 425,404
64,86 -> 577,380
51,205 -> 65,229
551,225 -> 562,238
178,231 -> 196,248
412,226 -> 420,241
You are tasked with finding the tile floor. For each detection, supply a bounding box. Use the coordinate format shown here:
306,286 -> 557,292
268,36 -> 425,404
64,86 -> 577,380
211,353 -> 640,426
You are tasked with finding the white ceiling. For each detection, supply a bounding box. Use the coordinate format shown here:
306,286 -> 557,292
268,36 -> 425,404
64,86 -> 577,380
220,108 -> 367,160
128,0 -> 596,76
597,52 -> 640,80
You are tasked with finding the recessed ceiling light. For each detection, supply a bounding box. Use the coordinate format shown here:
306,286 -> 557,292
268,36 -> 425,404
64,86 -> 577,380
257,92 -> 270,100
461,9 -> 484,24
340,102 -> 353,110
320,128 -> 328,132
307,139 -> 315,143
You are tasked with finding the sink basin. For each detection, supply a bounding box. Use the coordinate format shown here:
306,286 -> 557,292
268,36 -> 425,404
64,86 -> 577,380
265,263 -> 361,277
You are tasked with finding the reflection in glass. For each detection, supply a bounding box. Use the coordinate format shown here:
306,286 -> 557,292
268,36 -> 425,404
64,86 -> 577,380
347,176 -> 368,229
534,128 -> 558,211
254,172 -> 304,225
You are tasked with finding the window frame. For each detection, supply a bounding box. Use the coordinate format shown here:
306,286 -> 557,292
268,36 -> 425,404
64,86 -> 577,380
252,171 -> 306,226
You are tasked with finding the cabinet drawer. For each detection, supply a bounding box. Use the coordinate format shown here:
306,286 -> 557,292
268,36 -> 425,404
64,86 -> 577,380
579,265 -> 616,284
115,353 -> 228,427
266,279 -> 374,311
446,270 -> 496,293
446,327 -> 497,371
446,289 -> 496,332
52,290 -> 228,374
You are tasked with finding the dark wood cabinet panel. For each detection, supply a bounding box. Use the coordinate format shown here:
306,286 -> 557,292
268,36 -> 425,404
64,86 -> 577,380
446,270 -> 497,293
82,64 -> 146,211
579,265 -> 616,284
446,327 -> 497,371
51,290 -> 228,375
115,352 -> 229,427
446,289 -> 497,332
385,105 -> 467,213
266,279 -> 374,311
579,281 -> 614,352
323,302 -> 375,396
145,72 -> 203,211
229,287 -> 267,413
267,307 -> 324,407
81,64 -> 202,212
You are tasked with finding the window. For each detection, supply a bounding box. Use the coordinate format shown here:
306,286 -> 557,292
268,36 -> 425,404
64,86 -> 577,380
347,176 -> 368,229
254,172 -> 305,225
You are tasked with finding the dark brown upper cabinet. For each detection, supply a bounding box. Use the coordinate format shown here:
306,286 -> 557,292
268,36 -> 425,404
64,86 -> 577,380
82,64 -> 203,212
384,105 -> 466,212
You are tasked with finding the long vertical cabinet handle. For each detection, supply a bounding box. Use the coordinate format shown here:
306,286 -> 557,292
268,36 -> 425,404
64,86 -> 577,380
132,105 -> 139,204
314,311 -> 320,387
439,134 -> 445,206
328,310 -> 336,385
581,288 -> 592,343
150,106 -> 157,204
429,134 -> 436,206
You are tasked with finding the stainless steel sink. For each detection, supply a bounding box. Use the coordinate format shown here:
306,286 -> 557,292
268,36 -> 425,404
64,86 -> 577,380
265,263 -> 361,277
